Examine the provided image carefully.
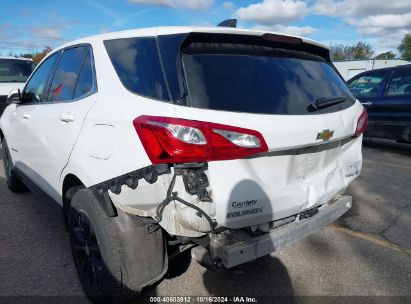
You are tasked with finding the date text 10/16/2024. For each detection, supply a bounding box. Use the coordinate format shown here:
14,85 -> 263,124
149,296 -> 258,303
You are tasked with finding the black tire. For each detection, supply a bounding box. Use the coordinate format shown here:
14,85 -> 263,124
68,189 -> 140,304
1,138 -> 27,193
167,249 -> 192,279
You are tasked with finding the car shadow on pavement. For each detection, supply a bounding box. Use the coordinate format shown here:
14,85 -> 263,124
201,179 -> 295,303
363,138 -> 411,155
202,256 -> 295,304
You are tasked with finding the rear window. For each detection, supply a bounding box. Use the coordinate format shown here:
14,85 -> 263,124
182,43 -> 355,115
49,46 -> 89,102
104,37 -> 169,101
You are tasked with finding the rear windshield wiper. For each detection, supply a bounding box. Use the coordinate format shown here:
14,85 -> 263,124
307,96 -> 347,112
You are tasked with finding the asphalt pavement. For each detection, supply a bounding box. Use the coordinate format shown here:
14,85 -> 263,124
0,138 -> 410,303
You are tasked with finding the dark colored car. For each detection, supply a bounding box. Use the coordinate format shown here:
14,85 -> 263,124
347,64 -> 411,143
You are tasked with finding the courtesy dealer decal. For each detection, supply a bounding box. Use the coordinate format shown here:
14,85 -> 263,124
232,199 -> 258,208
227,200 -> 262,218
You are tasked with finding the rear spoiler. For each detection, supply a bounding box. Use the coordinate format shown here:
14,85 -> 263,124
178,32 -> 331,61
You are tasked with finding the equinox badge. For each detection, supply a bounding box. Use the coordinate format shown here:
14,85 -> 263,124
316,129 -> 334,141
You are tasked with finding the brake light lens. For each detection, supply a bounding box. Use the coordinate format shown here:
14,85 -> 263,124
133,116 -> 268,164
354,108 -> 368,136
262,33 -> 302,44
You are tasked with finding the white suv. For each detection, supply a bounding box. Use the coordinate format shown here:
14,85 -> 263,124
0,57 -> 34,116
0,26 -> 367,303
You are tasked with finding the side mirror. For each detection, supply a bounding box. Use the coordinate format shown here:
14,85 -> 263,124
7,89 -> 22,104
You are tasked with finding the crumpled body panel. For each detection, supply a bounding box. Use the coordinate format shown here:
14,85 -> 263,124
109,175 -> 216,237
209,136 -> 362,229
109,136 -> 362,236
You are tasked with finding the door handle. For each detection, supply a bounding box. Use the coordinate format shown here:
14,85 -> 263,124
22,113 -> 32,119
361,102 -> 372,106
59,113 -> 75,123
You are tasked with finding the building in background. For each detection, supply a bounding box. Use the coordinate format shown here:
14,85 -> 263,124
333,59 -> 410,81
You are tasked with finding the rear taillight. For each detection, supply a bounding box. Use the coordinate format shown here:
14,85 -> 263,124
133,116 -> 268,164
354,108 -> 368,137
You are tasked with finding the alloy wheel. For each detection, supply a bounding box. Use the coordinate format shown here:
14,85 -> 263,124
2,144 -> 12,182
70,210 -> 105,291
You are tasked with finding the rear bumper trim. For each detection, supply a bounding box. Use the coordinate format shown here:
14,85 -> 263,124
210,195 -> 352,268
253,136 -> 354,158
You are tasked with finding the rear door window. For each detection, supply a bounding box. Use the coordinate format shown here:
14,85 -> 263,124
48,46 -> 88,102
73,51 -> 95,99
385,68 -> 411,96
348,71 -> 386,97
104,37 -> 169,101
182,44 -> 355,115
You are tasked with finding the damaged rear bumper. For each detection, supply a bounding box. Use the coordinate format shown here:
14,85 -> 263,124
209,195 -> 352,268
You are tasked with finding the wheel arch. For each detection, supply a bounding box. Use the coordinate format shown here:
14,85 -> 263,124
62,173 -> 85,225
0,128 -> 4,141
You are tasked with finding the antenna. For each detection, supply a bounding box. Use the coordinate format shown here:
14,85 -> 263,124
217,19 -> 237,28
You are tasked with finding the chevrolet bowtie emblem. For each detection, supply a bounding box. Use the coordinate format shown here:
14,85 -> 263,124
316,129 -> 334,141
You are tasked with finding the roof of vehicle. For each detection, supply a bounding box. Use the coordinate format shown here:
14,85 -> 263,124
333,59 -> 409,63
53,26 -> 329,52
353,63 -> 411,76
0,56 -> 33,61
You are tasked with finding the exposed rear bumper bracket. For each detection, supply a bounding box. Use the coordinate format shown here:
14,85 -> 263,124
210,195 -> 352,268
89,164 -> 171,217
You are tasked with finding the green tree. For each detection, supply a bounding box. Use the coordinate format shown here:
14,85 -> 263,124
330,41 -> 374,61
375,51 -> 396,59
330,44 -> 348,61
398,33 -> 411,60
351,41 -> 374,59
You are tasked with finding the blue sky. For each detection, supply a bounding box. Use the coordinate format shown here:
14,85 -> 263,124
1,0 -> 410,56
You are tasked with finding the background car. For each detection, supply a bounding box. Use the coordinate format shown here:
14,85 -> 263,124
0,57 -> 35,116
347,64 -> 411,143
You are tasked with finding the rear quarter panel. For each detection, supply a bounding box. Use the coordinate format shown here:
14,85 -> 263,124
60,39 -> 176,190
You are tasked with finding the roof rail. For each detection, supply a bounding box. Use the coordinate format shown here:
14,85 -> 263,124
217,19 -> 237,28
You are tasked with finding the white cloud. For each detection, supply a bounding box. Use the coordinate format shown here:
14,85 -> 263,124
346,13 -> 411,31
254,24 -> 318,37
311,0 -> 411,17
128,0 -> 213,11
309,0 -> 411,51
0,22 -> 67,53
376,29 -> 409,49
30,27 -> 63,40
233,0 -> 411,52
234,0 -> 307,25
345,13 -> 411,50
223,1 -> 235,10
